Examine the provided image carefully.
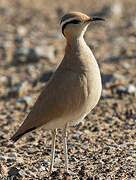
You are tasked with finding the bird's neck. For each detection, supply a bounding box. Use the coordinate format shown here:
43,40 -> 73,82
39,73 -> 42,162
65,35 -> 87,53
61,34 -> 96,74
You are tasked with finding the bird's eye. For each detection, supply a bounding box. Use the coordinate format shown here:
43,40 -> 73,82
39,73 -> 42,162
70,19 -> 81,24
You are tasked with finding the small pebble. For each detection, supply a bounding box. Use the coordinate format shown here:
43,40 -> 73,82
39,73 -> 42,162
8,167 -> 22,178
0,156 -> 6,161
126,84 -> 136,94
112,73 -> 124,80
35,45 -> 55,61
39,159 -> 48,165
17,26 -> 27,36
0,75 -> 9,86
102,73 -> 124,85
8,81 -> 30,98
118,84 -> 136,95
17,96 -> 33,105
55,157 -> 61,163
8,153 -> 17,158
40,71 -> 54,82
110,2 -> 123,17
37,165 -> 45,171
7,158 -> 17,163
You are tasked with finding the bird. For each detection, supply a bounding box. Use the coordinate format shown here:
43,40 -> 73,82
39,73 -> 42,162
11,12 -> 104,174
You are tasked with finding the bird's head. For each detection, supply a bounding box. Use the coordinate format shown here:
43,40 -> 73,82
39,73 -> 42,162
60,12 -> 104,39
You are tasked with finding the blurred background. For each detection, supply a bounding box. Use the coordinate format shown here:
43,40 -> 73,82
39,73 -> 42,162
0,0 -> 136,179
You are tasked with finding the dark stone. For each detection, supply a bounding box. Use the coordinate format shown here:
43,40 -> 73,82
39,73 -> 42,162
92,126 -> 99,132
39,71 -> 54,82
8,167 -> 21,177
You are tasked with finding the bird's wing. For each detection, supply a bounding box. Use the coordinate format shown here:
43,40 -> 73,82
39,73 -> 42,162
11,70 -> 87,141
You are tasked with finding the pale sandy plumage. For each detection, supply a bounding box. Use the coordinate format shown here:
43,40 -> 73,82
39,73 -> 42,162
11,12 -> 104,173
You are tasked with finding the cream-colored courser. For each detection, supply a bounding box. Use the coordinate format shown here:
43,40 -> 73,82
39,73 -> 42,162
11,12 -> 104,174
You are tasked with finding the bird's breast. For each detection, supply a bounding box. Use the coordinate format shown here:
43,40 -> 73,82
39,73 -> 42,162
85,61 -> 102,112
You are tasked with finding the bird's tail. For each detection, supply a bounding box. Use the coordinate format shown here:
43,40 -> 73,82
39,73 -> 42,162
11,127 -> 36,142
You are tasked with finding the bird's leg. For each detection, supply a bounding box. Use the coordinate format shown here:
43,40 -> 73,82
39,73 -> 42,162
50,129 -> 56,174
63,123 -> 69,173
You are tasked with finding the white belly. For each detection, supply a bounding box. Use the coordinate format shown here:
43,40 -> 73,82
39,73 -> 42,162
44,112 -> 87,130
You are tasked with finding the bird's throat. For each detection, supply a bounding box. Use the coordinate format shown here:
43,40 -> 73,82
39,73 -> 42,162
65,35 -> 86,53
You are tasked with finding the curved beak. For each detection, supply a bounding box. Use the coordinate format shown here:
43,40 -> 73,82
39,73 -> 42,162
86,17 -> 105,23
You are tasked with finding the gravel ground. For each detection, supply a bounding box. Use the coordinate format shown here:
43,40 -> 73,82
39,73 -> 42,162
0,0 -> 136,179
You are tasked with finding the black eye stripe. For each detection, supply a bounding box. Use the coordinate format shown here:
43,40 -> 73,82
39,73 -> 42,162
70,19 -> 81,24
62,19 -> 81,34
